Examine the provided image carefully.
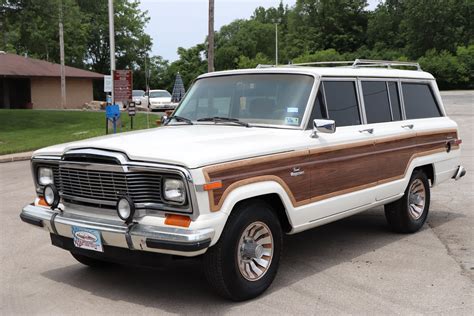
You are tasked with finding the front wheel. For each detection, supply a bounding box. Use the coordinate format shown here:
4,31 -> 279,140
384,169 -> 431,233
203,200 -> 282,301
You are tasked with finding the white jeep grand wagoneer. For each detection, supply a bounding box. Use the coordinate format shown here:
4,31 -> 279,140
21,60 -> 466,301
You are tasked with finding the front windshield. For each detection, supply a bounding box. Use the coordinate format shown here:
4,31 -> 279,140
150,91 -> 171,98
132,90 -> 144,96
173,74 -> 314,127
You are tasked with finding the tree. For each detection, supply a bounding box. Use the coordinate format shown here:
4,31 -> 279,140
1,0 -> 89,67
77,0 -> 152,75
367,0 -> 406,51
402,0 -> 470,58
287,0 -> 368,55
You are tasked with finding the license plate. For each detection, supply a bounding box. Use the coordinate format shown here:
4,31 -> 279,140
72,226 -> 103,252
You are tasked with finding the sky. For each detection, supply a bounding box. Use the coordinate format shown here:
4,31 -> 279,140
139,0 -> 380,62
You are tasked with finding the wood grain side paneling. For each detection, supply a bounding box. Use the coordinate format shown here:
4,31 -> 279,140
308,143 -> 377,198
206,150 -> 311,211
204,129 -> 459,212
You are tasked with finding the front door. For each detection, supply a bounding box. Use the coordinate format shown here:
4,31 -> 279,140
307,79 -> 378,219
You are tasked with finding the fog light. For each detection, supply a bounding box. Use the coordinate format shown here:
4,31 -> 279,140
43,184 -> 60,209
116,196 -> 135,223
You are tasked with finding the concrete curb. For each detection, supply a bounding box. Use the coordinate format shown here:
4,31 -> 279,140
0,152 -> 33,163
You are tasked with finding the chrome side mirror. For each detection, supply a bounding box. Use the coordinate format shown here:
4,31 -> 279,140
161,115 -> 169,125
311,119 -> 336,138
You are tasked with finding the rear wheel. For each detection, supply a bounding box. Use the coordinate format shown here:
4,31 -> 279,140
385,169 -> 430,233
203,200 -> 282,301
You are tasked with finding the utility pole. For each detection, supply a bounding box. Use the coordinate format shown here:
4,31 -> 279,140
59,0 -> 66,109
272,18 -> 281,66
108,0 -> 115,103
208,0 -> 214,72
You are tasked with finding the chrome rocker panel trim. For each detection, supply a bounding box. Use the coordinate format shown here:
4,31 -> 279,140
20,204 -> 214,257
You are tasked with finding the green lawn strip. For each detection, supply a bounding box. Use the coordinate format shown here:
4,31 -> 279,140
0,109 -> 161,155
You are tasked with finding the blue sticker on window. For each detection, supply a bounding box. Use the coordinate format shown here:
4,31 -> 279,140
285,117 -> 299,125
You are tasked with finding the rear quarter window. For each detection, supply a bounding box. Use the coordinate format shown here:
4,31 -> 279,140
402,83 -> 442,119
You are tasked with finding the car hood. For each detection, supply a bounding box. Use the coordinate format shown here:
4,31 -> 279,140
34,125 -> 311,169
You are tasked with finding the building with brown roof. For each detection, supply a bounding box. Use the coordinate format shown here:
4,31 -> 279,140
0,52 -> 103,109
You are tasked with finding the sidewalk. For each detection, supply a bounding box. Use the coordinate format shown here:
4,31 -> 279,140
0,151 -> 33,163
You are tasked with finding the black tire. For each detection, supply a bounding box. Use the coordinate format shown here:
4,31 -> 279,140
384,169 -> 431,233
70,252 -> 111,268
203,199 -> 283,301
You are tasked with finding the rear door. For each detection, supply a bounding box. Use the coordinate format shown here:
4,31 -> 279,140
358,79 -> 417,201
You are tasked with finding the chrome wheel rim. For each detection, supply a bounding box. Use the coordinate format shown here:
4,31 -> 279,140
408,178 -> 426,220
237,221 -> 274,281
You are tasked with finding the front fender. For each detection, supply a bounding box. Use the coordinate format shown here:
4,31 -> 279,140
205,180 -> 294,244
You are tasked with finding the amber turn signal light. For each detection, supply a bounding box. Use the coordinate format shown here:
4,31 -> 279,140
36,197 -> 49,207
165,214 -> 191,227
203,181 -> 223,191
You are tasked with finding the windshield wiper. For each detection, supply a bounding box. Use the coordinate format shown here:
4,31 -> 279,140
166,115 -> 193,125
197,116 -> 250,127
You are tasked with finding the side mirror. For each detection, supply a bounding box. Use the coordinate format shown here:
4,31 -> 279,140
161,115 -> 169,125
311,119 -> 336,138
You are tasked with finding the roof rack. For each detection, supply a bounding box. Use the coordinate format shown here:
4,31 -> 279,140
256,59 -> 422,71
351,59 -> 421,71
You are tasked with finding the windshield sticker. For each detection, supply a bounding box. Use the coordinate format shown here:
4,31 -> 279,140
240,97 -> 247,110
285,117 -> 299,125
287,107 -> 299,113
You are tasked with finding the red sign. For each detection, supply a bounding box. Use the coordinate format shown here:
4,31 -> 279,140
113,70 -> 132,103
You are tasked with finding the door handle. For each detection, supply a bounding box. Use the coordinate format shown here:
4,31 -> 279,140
402,124 -> 414,129
359,128 -> 374,134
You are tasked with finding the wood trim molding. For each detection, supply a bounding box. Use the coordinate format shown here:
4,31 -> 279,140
203,128 -> 459,212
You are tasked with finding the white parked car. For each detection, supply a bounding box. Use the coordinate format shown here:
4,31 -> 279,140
145,89 -> 178,111
132,89 -> 145,105
21,60 -> 465,301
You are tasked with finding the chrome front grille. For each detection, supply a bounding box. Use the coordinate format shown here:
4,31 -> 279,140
58,167 -> 163,204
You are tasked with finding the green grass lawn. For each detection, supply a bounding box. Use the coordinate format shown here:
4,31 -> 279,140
0,109 -> 161,155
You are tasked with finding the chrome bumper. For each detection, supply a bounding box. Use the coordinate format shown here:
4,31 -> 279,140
20,204 -> 214,257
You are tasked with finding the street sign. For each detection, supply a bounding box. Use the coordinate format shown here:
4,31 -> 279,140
104,75 -> 112,92
128,101 -> 136,117
113,70 -> 132,104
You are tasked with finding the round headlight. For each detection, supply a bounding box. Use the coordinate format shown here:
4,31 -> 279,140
38,167 -> 54,185
116,196 -> 135,223
163,178 -> 186,204
43,184 -> 60,209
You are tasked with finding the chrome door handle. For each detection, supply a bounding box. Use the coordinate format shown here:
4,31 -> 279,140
359,128 -> 374,134
402,124 -> 414,129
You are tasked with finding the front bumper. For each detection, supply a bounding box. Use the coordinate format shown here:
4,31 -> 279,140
20,204 -> 214,257
149,103 -> 177,110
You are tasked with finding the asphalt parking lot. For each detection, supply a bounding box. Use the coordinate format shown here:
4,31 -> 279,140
0,91 -> 473,315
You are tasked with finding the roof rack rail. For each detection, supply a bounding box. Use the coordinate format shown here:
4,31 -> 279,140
352,59 -> 421,71
256,59 -> 422,71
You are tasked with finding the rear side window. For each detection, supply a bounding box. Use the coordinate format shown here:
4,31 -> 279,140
362,81 -> 392,124
323,81 -> 361,127
402,83 -> 442,119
